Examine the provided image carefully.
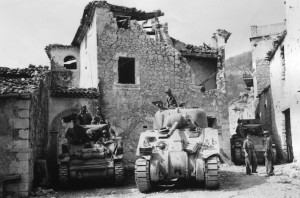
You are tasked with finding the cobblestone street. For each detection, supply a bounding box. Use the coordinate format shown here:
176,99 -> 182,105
54,164 -> 300,198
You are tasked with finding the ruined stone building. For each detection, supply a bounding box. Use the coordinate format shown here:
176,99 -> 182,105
0,1 -> 231,196
45,1 -> 231,167
229,0 -> 300,164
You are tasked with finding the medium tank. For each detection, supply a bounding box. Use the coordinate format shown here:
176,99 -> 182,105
231,119 -> 277,165
58,124 -> 124,186
135,107 -> 221,193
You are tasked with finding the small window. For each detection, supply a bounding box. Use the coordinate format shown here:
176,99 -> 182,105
117,16 -> 130,29
64,56 -> 77,69
207,117 -> 217,128
118,57 -> 135,84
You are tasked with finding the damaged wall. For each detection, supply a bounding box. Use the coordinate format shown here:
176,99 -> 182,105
228,88 -> 256,136
250,23 -> 286,97
45,45 -> 80,88
92,6 -> 231,167
0,97 -> 34,197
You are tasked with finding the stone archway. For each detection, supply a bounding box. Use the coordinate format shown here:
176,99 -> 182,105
50,108 -> 80,156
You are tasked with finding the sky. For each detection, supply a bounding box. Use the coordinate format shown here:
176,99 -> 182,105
0,0 -> 285,68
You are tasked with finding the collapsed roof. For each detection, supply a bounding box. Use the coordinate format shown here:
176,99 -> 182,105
71,1 -> 164,46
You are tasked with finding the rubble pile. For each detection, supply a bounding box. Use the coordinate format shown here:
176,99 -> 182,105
0,66 -> 49,95
30,187 -> 57,197
185,44 -> 217,55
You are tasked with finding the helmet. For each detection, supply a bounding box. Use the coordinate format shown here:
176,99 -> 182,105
263,130 -> 269,135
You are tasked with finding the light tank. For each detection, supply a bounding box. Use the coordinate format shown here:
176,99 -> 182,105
58,124 -> 124,186
135,107 -> 220,192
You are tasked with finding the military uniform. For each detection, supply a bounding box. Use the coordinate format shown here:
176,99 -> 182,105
265,136 -> 274,176
243,138 -> 257,175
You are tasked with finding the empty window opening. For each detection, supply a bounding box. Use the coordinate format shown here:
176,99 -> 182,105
64,56 -> 77,69
190,58 -> 218,90
117,16 -> 130,29
118,57 -> 135,84
207,117 -> 217,128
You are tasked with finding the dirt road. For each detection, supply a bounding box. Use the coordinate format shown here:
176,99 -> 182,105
55,164 -> 300,198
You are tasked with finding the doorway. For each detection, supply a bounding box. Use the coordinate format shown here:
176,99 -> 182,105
283,109 -> 293,162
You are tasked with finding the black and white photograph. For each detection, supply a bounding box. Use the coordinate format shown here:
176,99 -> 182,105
0,0 -> 299,197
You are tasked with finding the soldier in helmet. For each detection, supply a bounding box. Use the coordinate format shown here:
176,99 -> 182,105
91,107 -> 106,125
165,88 -> 178,108
243,133 -> 258,175
99,127 -> 117,154
76,105 -> 92,125
263,130 -> 275,176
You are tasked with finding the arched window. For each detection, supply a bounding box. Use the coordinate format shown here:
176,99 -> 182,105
64,56 -> 77,69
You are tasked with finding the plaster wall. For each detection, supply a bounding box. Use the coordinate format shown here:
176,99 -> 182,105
285,0 -> 300,162
268,41 -> 289,160
79,12 -> 98,88
49,47 -> 80,87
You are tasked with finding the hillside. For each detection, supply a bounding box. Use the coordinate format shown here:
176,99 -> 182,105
225,51 -> 252,101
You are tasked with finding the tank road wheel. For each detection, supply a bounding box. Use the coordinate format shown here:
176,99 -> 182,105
234,147 -> 243,165
272,148 -> 277,164
205,156 -> 219,189
135,158 -> 152,193
114,161 -> 124,186
58,164 -> 69,187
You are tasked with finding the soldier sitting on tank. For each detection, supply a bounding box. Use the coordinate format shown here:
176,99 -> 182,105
76,105 -> 92,125
166,88 -> 178,108
98,128 -> 117,154
186,117 -> 198,131
65,120 -> 82,144
91,107 -> 105,125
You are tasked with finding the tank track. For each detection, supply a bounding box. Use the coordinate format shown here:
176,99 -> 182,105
58,164 -> 69,186
114,161 -> 124,186
234,147 -> 243,165
205,156 -> 219,189
135,158 -> 152,193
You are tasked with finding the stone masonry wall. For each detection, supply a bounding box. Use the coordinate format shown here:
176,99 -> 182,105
95,7 -> 231,168
30,73 -> 50,161
0,97 -> 33,197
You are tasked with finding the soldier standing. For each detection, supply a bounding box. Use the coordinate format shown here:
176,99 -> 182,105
263,130 -> 275,176
243,133 -> 258,175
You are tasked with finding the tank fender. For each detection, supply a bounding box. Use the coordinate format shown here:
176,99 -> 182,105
141,155 -> 151,161
202,151 -> 220,160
